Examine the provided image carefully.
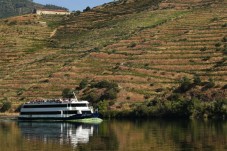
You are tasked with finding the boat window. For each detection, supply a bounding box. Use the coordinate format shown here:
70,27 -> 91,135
23,104 -> 67,108
70,103 -> 87,107
63,110 -> 78,114
20,111 -> 61,115
82,111 -> 91,114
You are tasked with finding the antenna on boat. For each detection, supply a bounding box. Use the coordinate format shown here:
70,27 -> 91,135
73,92 -> 78,102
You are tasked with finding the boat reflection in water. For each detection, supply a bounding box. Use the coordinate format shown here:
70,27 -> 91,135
18,122 -> 97,148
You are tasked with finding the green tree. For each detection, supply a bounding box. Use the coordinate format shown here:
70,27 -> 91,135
204,78 -> 215,89
84,92 -> 100,103
193,75 -> 201,85
97,100 -> 109,112
176,77 -> 193,93
92,80 -> 118,89
0,101 -> 12,112
83,6 -> 91,12
101,88 -> 118,100
79,79 -> 88,90
62,88 -> 74,98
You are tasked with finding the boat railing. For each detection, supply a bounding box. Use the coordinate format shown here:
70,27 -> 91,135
25,98 -> 90,105
26,99 -> 71,104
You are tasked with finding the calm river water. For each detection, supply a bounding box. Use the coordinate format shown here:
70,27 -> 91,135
0,119 -> 226,151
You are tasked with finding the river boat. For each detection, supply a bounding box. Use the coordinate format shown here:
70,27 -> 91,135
18,97 -> 102,123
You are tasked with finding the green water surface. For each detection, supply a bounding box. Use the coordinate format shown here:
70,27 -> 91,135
0,119 -> 226,151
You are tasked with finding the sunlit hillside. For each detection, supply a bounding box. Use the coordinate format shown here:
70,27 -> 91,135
0,0 -> 226,110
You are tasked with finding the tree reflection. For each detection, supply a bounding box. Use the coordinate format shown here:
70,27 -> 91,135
110,119 -> 227,151
0,119 -> 226,151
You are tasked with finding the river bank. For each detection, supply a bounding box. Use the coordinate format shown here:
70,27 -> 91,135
0,113 -> 19,119
97,98 -> 227,120
1,99 -> 227,121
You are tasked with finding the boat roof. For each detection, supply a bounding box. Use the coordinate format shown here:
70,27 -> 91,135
37,9 -> 69,12
25,99 -> 89,105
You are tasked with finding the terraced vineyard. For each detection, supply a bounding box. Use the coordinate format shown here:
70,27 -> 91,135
0,0 -> 226,110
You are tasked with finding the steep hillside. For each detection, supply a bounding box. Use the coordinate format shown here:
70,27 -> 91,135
0,0 -> 67,18
0,0 -> 226,110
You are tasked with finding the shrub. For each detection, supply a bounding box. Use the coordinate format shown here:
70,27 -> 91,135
132,103 -> 150,117
98,98 -> 227,119
224,56 -> 227,61
0,101 -> 12,112
222,36 -> 227,42
108,49 -> 117,54
175,77 -> 193,93
210,17 -> 219,22
101,89 -> 118,100
212,100 -> 227,118
192,99 -> 206,118
147,99 -> 158,106
128,42 -> 136,48
202,56 -> 211,61
200,47 -> 207,51
222,23 -> 227,27
215,59 -> 225,67
192,99 -> 227,119
216,47 -> 222,51
167,93 -> 181,101
47,39 -> 59,48
131,99 -> 171,118
72,10 -> 81,16
170,99 -> 193,117
62,88 -> 74,98
81,80 -> 119,104
178,38 -> 187,42
90,47 -> 100,52
79,79 -> 88,90
97,100 -> 109,112
83,6 -> 91,12
208,78 -> 215,87
223,47 -> 227,55
84,92 -> 100,103
155,88 -> 163,92
92,80 -> 118,90
126,96 -> 131,100
144,95 -> 150,100
193,75 -> 201,85
203,78 -> 215,89
144,63 -> 149,67
150,83 -> 154,86
8,21 -> 17,26
222,84 -> 227,89
17,88 -> 25,96
215,42 -> 221,47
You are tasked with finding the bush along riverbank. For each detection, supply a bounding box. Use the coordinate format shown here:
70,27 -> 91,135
1,78 -> 225,120
0,99 -> 226,120
97,77 -> 227,120
98,98 -> 227,119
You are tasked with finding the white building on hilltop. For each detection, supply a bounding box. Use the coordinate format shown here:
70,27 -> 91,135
36,9 -> 70,15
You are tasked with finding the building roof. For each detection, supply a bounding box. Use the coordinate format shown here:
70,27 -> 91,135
37,9 -> 69,12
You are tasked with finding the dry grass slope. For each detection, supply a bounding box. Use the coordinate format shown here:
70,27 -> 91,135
0,0 -> 226,109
